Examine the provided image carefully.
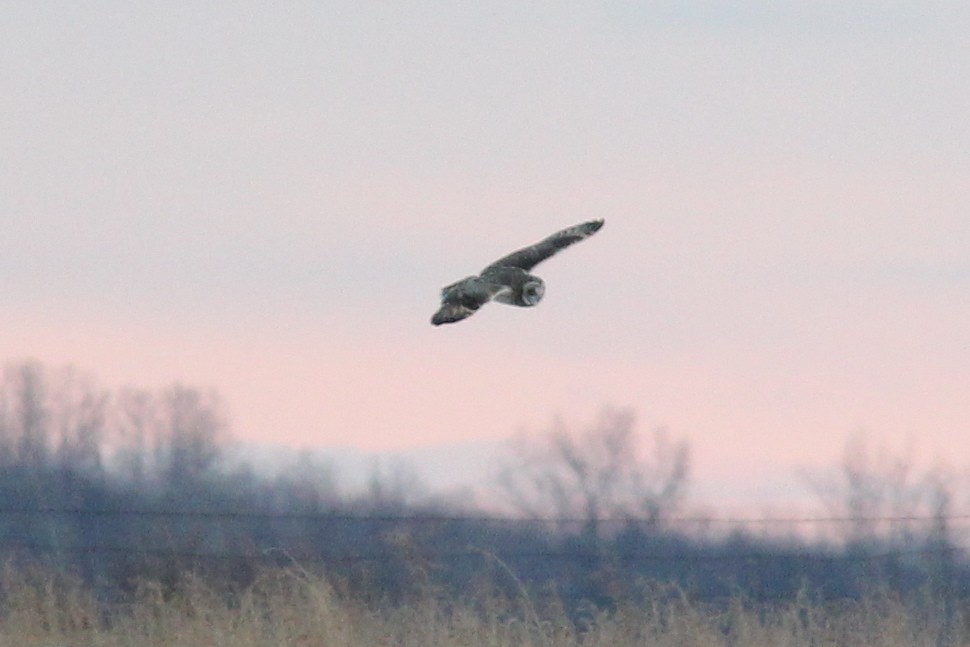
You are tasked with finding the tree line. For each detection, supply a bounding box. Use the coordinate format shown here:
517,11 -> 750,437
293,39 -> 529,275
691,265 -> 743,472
0,360 -> 966,613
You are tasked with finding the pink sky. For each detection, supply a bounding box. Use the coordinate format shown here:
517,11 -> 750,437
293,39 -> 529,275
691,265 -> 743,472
3,3 -> 969,512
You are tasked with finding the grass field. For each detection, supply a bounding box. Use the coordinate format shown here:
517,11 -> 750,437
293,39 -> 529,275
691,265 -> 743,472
0,564 -> 965,647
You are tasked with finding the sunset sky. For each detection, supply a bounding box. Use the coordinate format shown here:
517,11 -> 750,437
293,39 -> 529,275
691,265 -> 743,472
3,2 -> 969,513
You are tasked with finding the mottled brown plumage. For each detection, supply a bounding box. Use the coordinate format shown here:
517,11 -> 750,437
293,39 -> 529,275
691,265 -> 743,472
431,219 -> 604,326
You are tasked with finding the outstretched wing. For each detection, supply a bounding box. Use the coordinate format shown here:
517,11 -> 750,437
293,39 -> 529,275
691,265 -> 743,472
431,302 -> 478,325
481,219 -> 604,273
431,275 -> 508,326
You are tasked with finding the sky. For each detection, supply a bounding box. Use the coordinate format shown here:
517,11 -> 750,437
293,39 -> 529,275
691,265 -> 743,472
2,2 -> 969,513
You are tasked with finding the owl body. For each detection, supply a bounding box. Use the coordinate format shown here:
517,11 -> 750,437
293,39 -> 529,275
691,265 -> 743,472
482,266 -> 545,307
431,219 -> 603,326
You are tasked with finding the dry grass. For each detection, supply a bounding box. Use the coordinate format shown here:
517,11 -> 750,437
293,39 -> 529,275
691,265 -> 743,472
0,564 -> 966,647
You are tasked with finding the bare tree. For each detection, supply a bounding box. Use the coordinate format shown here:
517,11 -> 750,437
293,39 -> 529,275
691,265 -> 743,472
0,361 -> 50,471
112,387 -> 159,489
50,366 -> 109,477
156,385 -> 227,488
803,436 -> 950,549
496,407 -> 689,539
805,436 -> 963,637
0,361 -> 112,566
0,361 -> 109,476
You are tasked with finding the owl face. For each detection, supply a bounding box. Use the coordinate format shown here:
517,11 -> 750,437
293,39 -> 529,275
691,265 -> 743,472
521,278 -> 545,306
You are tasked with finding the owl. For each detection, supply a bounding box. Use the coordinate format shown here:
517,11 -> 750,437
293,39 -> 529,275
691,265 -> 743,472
431,219 -> 604,326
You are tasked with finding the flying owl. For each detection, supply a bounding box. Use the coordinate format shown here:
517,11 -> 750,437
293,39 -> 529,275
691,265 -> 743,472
431,219 -> 604,326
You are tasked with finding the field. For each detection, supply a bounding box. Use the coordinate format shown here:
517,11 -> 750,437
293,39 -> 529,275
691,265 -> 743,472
1,564 -> 966,647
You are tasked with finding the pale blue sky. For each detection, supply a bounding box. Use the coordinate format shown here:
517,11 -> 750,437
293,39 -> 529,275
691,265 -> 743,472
3,2 -> 969,510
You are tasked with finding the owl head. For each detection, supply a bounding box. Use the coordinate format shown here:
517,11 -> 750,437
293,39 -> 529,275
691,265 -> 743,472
521,277 -> 545,306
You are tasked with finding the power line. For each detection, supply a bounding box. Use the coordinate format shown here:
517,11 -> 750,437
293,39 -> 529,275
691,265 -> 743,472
2,507 -> 970,525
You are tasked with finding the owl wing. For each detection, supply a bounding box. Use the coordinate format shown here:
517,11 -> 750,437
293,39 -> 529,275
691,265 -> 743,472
481,219 -> 604,273
431,276 -> 508,325
431,301 -> 478,325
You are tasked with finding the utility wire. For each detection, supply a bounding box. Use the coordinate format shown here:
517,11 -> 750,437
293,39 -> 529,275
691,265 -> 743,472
2,507 -> 970,525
